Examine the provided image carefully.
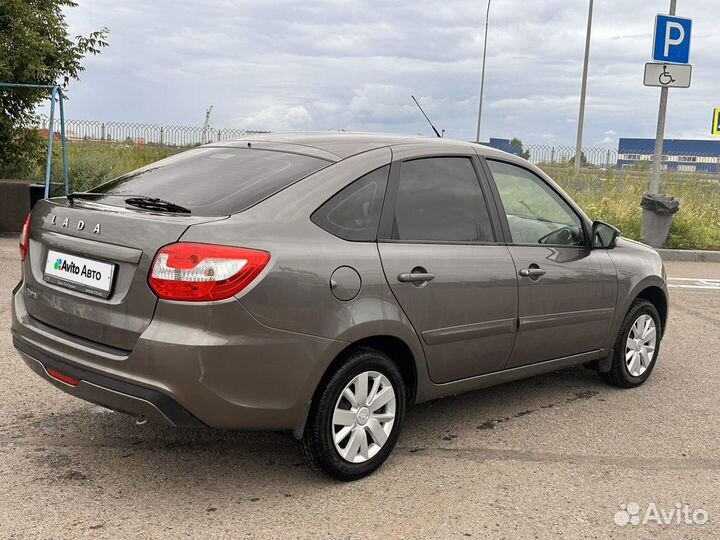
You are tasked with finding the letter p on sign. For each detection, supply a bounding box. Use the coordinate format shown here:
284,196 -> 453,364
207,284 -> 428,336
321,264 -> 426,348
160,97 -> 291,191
664,22 -> 685,57
653,14 -> 692,64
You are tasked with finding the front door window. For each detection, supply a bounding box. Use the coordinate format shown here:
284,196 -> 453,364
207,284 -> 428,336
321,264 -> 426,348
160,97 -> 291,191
487,160 -> 585,247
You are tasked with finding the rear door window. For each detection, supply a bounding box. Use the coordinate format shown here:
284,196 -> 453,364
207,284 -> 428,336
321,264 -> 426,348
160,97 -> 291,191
89,147 -> 331,216
389,157 -> 495,243
311,165 -> 389,241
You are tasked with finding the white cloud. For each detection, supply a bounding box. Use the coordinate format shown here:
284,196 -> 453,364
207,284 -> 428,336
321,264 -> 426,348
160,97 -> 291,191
236,105 -> 313,131
61,0 -> 720,146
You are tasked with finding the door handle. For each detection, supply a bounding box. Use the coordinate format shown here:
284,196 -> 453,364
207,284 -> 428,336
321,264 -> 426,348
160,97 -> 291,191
519,266 -> 546,279
398,269 -> 435,284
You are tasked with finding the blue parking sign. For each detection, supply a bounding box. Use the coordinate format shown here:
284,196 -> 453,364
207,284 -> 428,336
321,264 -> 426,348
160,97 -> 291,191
653,14 -> 692,64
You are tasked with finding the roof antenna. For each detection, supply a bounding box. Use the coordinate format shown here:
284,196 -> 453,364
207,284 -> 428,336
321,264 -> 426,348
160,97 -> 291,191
411,95 -> 442,138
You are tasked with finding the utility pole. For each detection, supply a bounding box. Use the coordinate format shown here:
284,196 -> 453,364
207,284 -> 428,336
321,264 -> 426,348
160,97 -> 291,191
475,0 -> 491,143
650,0 -> 677,193
202,105 -> 213,144
574,0 -> 594,174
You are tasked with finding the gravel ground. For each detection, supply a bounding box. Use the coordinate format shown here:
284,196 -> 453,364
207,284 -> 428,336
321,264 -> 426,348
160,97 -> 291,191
1,237 -> 718,539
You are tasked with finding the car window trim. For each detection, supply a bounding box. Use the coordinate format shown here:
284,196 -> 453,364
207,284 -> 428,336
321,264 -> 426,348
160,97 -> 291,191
378,239 -> 503,247
377,153 -> 500,245
471,154 -> 506,242
478,156 -> 592,248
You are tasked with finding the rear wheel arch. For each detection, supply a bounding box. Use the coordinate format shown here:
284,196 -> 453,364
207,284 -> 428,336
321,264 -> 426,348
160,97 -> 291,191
315,335 -> 417,407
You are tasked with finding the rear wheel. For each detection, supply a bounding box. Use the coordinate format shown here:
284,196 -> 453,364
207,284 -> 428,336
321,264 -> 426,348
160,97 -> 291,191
301,348 -> 406,481
601,299 -> 662,388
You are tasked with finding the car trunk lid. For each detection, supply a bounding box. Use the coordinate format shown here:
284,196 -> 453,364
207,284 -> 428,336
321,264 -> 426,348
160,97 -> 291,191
23,198 -> 225,351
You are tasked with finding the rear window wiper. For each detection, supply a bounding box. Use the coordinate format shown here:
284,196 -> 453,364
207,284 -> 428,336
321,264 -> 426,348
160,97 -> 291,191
124,196 -> 191,214
67,192 -> 191,214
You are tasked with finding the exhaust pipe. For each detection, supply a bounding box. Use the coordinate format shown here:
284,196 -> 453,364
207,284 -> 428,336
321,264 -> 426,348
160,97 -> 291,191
135,415 -> 148,426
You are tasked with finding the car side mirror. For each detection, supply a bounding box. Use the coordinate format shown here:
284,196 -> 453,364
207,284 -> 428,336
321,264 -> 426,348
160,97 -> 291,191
591,221 -> 620,249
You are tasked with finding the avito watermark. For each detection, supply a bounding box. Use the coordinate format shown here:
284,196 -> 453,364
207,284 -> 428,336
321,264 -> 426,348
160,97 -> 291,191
615,502 -> 708,527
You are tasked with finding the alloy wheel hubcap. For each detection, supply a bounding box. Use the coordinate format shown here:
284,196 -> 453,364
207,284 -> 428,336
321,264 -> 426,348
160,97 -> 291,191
625,314 -> 657,377
332,371 -> 396,463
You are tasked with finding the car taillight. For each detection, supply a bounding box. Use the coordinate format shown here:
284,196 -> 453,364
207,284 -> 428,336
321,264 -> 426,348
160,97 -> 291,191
148,243 -> 270,301
47,368 -> 80,387
19,213 -> 31,261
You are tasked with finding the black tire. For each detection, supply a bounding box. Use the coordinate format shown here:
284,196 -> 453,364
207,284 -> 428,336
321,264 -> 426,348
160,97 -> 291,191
300,347 -> 406,481
601,299 -> 662,388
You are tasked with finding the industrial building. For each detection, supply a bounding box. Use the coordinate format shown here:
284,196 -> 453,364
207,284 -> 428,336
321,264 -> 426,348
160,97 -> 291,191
617,138 -> 720,173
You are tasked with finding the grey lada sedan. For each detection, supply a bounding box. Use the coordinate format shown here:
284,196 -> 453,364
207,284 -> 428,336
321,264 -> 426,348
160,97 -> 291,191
12,133 -> 668,480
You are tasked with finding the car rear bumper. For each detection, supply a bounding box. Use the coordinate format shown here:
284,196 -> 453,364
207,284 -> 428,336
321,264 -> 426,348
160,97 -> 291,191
14,336 -> 203,427
11,283 -> 348,432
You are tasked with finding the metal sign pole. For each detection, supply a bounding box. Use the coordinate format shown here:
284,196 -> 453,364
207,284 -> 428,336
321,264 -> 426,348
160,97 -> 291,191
475,0 -> 491,143
574,0 -> 594,174
650,0 -> 677,194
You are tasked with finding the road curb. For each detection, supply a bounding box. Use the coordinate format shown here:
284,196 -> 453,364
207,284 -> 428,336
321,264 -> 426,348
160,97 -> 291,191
657,249 -> 720,262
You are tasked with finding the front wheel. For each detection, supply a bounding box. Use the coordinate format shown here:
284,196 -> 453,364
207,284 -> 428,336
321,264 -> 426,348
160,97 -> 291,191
601,299 -> 662,388
301,348 -> 406,481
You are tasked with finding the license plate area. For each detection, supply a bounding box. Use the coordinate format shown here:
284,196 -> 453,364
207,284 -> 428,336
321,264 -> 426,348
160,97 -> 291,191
43,249 -> 116,299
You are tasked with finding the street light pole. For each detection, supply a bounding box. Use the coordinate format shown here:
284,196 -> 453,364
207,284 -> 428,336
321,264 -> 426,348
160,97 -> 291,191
475,0 -> 491,143
574,0 -> 594,174
650,0 -> 677,194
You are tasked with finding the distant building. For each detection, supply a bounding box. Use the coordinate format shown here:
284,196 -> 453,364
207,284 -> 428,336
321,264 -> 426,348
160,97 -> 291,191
482,138 -> 523,156
617,138 -> 720,173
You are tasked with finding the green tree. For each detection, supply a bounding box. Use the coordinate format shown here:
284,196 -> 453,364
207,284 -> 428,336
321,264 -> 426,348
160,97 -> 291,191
0,0 -> 108,177
509,137 -> 530,160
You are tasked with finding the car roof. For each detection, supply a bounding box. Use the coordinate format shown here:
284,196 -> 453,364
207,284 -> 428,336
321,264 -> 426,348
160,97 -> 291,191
208,132 -> 514,161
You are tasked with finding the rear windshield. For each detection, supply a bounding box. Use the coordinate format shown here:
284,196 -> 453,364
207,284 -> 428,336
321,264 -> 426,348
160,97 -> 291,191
89,147 -> 331,216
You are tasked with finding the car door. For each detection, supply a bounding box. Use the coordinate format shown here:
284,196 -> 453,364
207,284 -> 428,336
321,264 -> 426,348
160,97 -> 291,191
377,147 -> 518,383
481,158 -> 617,368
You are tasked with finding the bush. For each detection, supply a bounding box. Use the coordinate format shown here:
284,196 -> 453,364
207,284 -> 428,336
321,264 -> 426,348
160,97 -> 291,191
48,142 -> 182,193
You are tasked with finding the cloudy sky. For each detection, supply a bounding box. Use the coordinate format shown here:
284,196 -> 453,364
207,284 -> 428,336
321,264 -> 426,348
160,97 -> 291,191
62,0 -> 720,147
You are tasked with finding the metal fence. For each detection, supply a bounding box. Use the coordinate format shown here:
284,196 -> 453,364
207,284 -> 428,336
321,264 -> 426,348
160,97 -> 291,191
41,119 -> 267,147
521,145 -> 615,168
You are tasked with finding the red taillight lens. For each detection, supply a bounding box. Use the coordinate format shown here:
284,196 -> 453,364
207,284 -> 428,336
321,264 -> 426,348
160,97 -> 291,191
148,243 -> 270,301
47,368 -> 80,387
19,213 -> 31,261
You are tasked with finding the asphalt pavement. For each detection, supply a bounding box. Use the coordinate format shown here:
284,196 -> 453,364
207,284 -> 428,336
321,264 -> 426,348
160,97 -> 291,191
1,237 -> 718,539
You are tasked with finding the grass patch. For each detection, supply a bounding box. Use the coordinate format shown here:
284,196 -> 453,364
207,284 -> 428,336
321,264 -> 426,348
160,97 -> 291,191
56,142 -> 183,192
16,141 -> 183,193
541,165 -> 720,250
